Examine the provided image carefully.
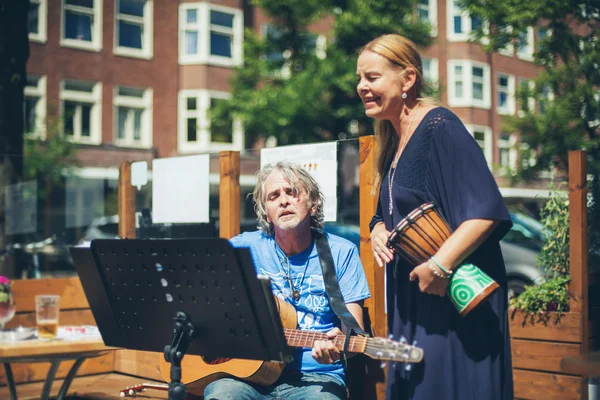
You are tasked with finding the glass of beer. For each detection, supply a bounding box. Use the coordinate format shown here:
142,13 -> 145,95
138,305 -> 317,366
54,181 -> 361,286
35,295 -> 60,339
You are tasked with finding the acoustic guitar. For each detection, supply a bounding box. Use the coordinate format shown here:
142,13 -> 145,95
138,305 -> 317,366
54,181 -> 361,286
123,297 -> 423,397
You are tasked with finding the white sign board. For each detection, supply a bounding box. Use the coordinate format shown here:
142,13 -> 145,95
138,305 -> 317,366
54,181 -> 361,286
152,154 -> 210,223
261,142 -> 337,221
131,161 -> 148,190
5,180 -> 37,235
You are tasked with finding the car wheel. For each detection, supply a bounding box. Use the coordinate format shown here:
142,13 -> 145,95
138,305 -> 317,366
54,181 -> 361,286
507,278 -> 531,300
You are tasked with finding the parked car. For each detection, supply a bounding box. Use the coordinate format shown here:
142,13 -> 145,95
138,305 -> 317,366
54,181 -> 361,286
324,214 -> 547,300
80,212 -> 546,299
78,215 -> 120,245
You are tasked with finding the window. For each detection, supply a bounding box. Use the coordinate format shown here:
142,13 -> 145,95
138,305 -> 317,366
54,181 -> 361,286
24,75 -> 47,138
61,0 -> 102,51
496,25 -> 514,57
517,78 -> 535,116
539,86 -> 554,114
178,90 -> 244,152
448,60 -> 491,109
115,0 -> 153,59
114,86 -> 153,148
422,57 -> 439,91
179,3 -> 243,67
465,125 -> 493,167
60,79 -> 102,144
498,133 -> 517,174
519,142 -> 537,169
517,27 -> 534,61
496,73 -> 515,115
537,27 -> 552,51
417,0 -> 438,36
28,0 -> 47,43
447,0 -> 482,41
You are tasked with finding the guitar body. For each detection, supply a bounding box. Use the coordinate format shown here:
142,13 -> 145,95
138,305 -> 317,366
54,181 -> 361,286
159,297 -> 298,396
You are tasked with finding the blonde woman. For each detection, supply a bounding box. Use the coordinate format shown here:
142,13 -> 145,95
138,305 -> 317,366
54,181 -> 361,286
357,34 -> 513,400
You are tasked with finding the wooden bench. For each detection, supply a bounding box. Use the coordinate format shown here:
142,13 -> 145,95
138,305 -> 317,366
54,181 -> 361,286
0,277 -> 167,399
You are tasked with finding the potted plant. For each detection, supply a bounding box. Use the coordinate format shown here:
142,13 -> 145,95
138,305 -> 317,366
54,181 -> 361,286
510,185 -> 571,318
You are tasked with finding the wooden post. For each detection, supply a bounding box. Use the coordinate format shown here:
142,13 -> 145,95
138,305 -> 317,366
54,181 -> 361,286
359,136 -> 385,337
359,136 -> 386,400
219,151 -> 241,239
568,151 -> 588,321
568,150 -> 589,399
118,161 -> 136,239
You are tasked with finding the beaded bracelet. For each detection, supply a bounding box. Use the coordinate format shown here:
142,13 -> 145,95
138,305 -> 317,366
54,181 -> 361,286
428,259 -> 451,279
430,256 -> 452,277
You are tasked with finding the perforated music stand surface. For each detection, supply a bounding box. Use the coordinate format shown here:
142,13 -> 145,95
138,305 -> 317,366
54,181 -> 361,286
73,238 -> 291,363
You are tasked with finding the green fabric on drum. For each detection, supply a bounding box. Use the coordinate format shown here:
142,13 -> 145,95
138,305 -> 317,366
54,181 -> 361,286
448,264 -> 495,314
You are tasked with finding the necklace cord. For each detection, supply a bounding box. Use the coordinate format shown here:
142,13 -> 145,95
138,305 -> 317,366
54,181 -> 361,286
274,240 -> 312,301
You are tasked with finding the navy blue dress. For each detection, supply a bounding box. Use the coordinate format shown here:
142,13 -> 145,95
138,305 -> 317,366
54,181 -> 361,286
370,108 -> 514,400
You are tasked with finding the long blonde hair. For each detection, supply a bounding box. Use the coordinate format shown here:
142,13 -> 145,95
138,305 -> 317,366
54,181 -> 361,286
360,34 -> 435,191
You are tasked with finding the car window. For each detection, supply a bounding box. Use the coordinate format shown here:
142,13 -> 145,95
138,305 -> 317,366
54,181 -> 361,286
99,223 -> 119,236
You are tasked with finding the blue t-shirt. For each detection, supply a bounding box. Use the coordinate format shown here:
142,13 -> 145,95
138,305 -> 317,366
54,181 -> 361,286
230,230 -> 371,385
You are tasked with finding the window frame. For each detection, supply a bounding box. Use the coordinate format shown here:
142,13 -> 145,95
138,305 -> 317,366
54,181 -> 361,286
517,27 -> 535,61
24,75 -> 47,138
497,132 -> 518,175
539,85 -> 555,115
417,0 -> 438,36
178,89 -> 244,153
60,0 -> 103,52
113,86 -> 153,148
28,0 -> 48,43
446,0 -> 481,42
517,78 -> 536,117
114,0 -> 154,59
496,72 -> 515,115
60,79 -> 102,145
178,2 -> 243,67
421,56 -> 439,90
464,124 -> 493,167
447,60 -> 491,109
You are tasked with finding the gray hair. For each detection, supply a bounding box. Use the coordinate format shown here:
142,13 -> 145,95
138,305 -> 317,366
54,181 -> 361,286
253,161 -> 325,236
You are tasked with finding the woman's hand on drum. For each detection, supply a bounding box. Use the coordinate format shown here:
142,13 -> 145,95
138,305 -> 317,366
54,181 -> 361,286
371,223 -> 394,267
409,263 -> 449,296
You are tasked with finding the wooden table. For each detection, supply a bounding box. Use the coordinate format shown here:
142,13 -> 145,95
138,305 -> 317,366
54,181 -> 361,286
0,336 -> 115,400
561,351 -> 600,376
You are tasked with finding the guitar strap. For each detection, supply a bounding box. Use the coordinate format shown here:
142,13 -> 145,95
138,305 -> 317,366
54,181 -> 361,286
313,229 -> 368,342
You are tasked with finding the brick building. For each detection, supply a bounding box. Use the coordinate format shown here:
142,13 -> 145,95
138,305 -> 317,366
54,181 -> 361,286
24,0 -> 548,238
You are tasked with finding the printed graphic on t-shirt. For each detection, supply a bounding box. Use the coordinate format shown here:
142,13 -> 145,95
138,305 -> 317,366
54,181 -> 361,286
259,267 -> 330,330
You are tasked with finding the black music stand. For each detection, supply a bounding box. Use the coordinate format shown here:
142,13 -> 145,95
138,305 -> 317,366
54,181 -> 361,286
70,238 -> 292,400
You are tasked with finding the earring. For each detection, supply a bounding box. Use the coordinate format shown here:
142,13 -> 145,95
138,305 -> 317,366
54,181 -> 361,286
401,92 -> 407,99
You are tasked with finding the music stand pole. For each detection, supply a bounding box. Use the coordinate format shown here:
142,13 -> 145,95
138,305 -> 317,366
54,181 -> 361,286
163,311 -> 196,400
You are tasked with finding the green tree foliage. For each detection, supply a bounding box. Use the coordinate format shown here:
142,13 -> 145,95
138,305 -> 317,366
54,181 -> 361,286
23,116 -> 79,187
510,185 -> 571,314
460,0 -> 600,280
211,0 -> 434,148
458,0 -> 599,179
536,185 -> 570,277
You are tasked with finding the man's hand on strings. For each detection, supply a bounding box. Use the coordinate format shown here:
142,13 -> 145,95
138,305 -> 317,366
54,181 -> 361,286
312,328 -> 342,364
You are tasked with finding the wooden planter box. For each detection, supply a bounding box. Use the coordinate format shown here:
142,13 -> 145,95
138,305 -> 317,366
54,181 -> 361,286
509,151 -> 597,400
510,310 -> 587,399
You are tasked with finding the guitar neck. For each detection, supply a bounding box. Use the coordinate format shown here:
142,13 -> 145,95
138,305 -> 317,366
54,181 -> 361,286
284,329 -> 367,354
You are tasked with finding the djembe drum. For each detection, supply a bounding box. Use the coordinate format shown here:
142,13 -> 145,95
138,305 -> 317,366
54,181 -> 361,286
387,203 -> 499,316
